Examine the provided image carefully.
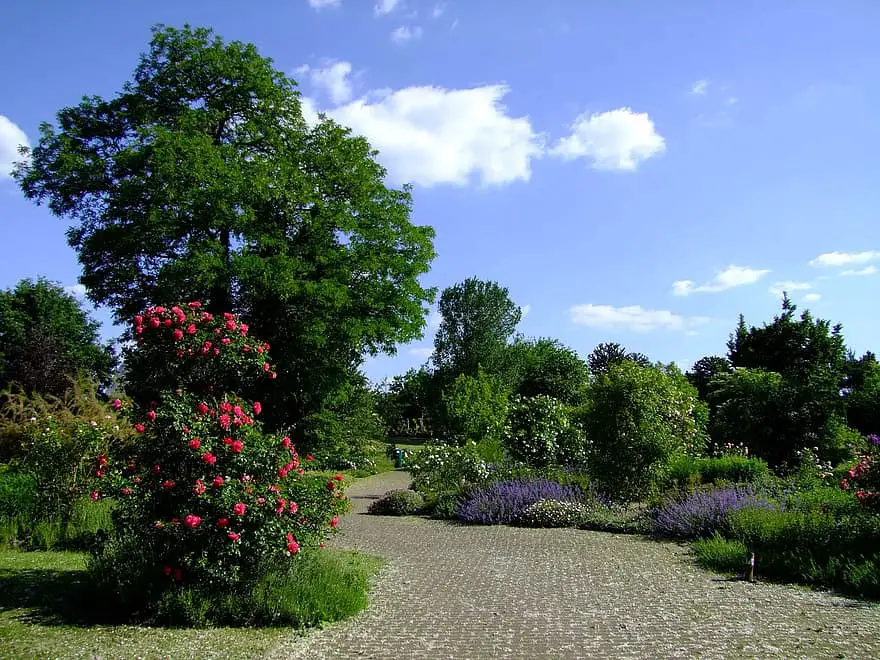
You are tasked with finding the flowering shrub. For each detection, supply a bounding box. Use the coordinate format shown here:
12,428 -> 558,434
840,435 -> 880,509
409,443 -> 491,500
503,395 -> 569,467
651,485 -> 779,539
367,489 -> 424,516
455,479 -> 583,525
88,303 -> 347,622
516,499 -> 590,528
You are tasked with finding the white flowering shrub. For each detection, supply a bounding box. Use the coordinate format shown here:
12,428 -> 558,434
409,442 -> 491,499
503,395 -> 569,467
516,499 -> 590,528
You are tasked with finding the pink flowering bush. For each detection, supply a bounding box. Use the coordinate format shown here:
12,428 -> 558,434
839,435 -> 880,510
88,303 -> 349,624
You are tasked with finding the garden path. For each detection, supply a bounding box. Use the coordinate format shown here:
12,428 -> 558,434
272,470 -> 880,659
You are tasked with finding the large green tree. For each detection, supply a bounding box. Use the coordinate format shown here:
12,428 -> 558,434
432,277 -> 521,378
503,336 -> 590,406
14,25 -> 436,433
0,278 -> 115,396
586,342 -> 650,376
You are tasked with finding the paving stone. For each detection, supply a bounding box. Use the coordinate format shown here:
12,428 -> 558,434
271,471 -> 880,659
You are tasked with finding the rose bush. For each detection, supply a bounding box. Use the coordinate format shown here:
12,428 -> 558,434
88,303 -> 348,622
839,434 -> 880,510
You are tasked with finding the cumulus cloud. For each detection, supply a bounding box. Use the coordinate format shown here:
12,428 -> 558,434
809,250 -> 880,268
549,108 -> 665,171
690,79 -> 709,96
297,61 -> 354,104
374,0 -> 402,15
390,25 -> 423,43
308,0 -> 341,9
569,304 -> 709,333
0,115 -> 29,179
768,280 -> 812,297
310,71 -> 543,186
64,284 -> 87,298
802,293 -> 821,302
431,3 -> 445,18
520,304 -> 531,319
408,346 -> 434,359
672,265 -> 770,296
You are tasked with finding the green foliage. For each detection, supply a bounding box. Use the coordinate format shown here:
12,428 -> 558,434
725,505 -> 880,597
503,394 -> 570,467
432,278 -> 521,378
408,443 -> 490,501
0,278 -> 115,397
685,355 -> 733,401
439,368 -> 509,445
15,24 -> 436,444
89,304 -> 348,624
586,342 -> 650,376
691,533 -> 748,574
585,362 -> 705,501
376,367 -> 436,439
367,489 -> 425,516
666,455 -> 771,491
846,354 -> 880,437
502,337 -> 590,406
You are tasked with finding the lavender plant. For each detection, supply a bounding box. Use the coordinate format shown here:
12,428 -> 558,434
651,485 -> 780,539
455,479 -> 583,525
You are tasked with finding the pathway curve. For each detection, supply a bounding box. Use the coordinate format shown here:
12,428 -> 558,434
272,471 -> 880,659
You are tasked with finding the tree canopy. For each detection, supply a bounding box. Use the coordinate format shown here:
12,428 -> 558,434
14,25 -> 436,431
586,342 -> 650,376
0,278 -> 115,396
432,277 -> 521,378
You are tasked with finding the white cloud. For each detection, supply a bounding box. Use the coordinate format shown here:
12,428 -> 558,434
64,284 -> 87,298
809,250 -> 880,268
0,115 -> 29,179
390,25 -> 422,43
842,265 -> 879,277
431,3 -> 445,18
520,304 -> 531,319
322,83 -> 543,187
308,0 -> 341,8
672,265 -> 770,296
569,304 -> 709,333
299,61 -> 354,104
408,346 -> 434,359
375,0 -> 402,15
428,311 -> 442,328
690,79 -> 709,96
802,293 -> 821,302
549,108 -> 665,171
768,280 -> 811,297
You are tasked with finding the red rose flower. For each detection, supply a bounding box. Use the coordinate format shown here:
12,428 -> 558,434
183,514 -> 202,529
134,315 -> 143,326
121,487 -> 132,495
333,474 -> 344,482
189,438 -> 201,450
228,532 -> 240,541
230,440 -> 243,453
90,490 -> 99,501
163,565 -> 172,577
197,403 -> 209,415
289,501 -> 298,514
217,517 -> 229,528
213,476 -> 224,488
330,516 -> 339,527
233,502 -> 246,516
186,323 -> 197,334
163,318 -> 173,327
219,414 -> 231,429
173,568 -> 183,582
263,362 -> 271,372
253,402 -> 262,416
187,301 -> 201,309
147,410 -> 157,422
112,399 -> 122,411
202,452 -> 217,465
149,317 -> 160,328
194,480 -> 206,495
162,480 -> 176,489
134,423 -> 145,433
172,329 -> 184,341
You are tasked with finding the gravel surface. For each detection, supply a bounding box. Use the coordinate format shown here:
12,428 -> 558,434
271,470 -> 880,659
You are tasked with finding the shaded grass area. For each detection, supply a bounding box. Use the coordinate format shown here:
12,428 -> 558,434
0,548 -> 383,659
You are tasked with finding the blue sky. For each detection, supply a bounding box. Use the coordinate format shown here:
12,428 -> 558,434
2,0 -> 879,383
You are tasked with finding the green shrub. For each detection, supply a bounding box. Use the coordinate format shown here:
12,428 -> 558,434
367,489 -> 425,516
516,499 -> 590,528
666,455 -> 771,491
578,504 -> 650,535
0,468 -> 38,541
585,362 -> 705,502
692,533 -> 748,574
439,368 -> 509,445
409,443 -> 490,500
503,394 -> 569,467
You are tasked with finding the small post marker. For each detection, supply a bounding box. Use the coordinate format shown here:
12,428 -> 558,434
746,552 -> 756,582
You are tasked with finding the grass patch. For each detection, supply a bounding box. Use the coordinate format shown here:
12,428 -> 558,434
0,547 -> 383,657
692,533 -> 749,575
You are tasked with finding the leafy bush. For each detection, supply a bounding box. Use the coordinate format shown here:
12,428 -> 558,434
516,499 -> 590,528
585,362 -> 705,502
651,485 -> 779,540
455,479 -> 583,525
840,434 -> 880,510
409,443 -> 491,500
725,506 -> 880,596
578,504 -> 651,535
692,533 -> 749,574
666,455 -> 771,491
367,489 -> 424,516
503,394 -> 569,467
88,303 -> 348,624
439,368 -> 509,445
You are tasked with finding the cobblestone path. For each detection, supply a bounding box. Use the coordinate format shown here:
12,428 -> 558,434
272,470 -> 880,659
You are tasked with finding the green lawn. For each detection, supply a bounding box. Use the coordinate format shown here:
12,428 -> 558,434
0,548 -> 381,659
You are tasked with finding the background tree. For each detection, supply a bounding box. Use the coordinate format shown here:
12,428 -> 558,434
14,25 -> 436,445
0,278 -> 115,396
845,354 -> 880,437
375,367 -> 436,439
586,342 -> 650,376
439,368 -> 509,446
686,355 -> 734,402
432,278 -> 521,378
502,337 -> 590,406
